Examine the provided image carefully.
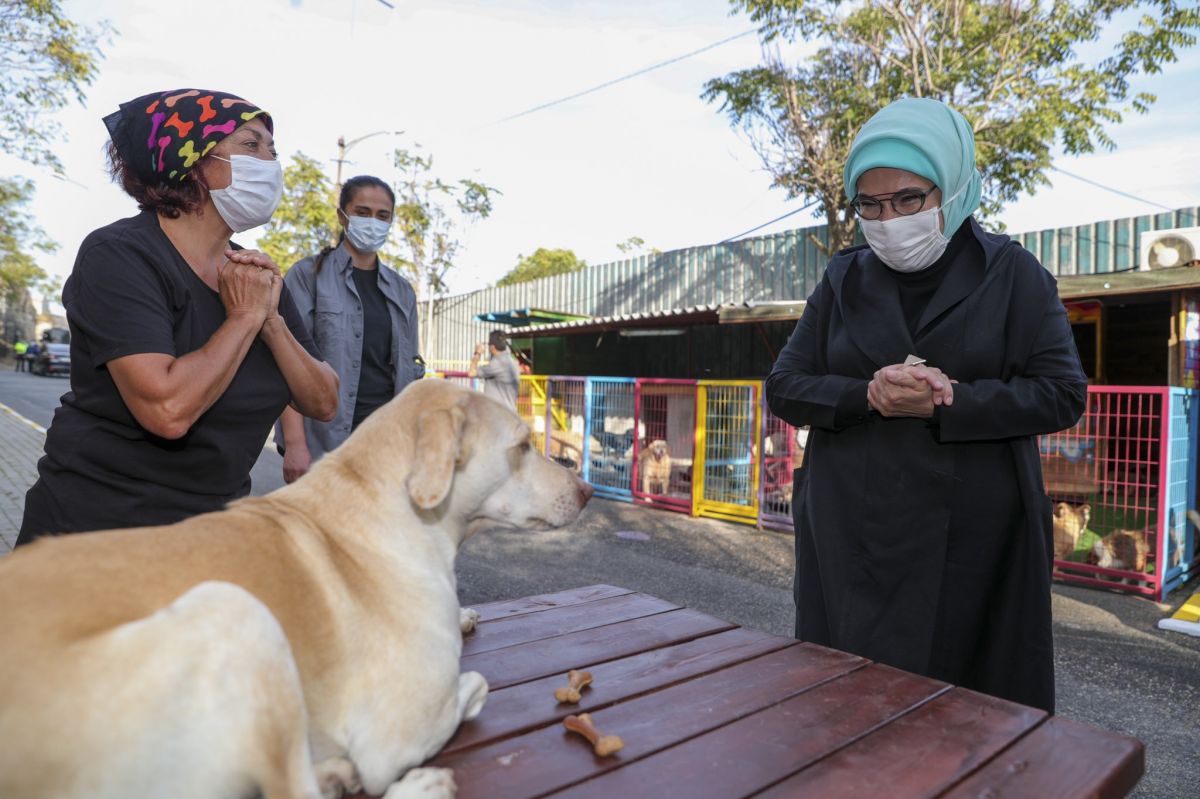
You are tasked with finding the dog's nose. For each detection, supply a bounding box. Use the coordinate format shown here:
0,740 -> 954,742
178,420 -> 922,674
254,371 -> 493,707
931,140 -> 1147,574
577,480 -> 594,504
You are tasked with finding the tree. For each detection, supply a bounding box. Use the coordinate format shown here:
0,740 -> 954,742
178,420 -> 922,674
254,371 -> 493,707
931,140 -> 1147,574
1,0 -> 110,172
703,0 -> 1200,253
0,176 -> 56,306
496,248 -> 587,287
258,153 -> 339,272
390,144 -> 498,355
616,236 -> 661,257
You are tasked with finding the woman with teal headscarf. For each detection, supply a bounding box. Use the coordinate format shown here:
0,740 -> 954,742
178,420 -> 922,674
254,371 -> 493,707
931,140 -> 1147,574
765,97 -> 1086,713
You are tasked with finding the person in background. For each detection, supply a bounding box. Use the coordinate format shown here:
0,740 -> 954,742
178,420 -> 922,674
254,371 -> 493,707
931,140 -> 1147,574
469,329 -> 521,409
24,340 -> 41,373
276,175 -> 422,484
12,340 -> 27,372
17,88 -> 338,546
765,97 -> 1086,714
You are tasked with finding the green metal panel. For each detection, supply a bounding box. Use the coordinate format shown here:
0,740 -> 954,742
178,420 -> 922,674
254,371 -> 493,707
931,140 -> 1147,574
1041,230 -> 1055,271
1075,224 -> 1094,274
1058,227 -> 1074,276
1095,220 -> 1113,273
1115,219 -> 1133,270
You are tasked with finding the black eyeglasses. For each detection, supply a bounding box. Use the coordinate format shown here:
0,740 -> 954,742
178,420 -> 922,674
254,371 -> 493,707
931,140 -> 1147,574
850,187 -> 936,220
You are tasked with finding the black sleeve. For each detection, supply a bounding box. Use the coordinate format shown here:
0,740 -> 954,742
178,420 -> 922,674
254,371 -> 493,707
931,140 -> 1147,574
938,267 -> 1087,442
279,283 -> 320,360
65,240 -> 178,366
765,278 -> 871,432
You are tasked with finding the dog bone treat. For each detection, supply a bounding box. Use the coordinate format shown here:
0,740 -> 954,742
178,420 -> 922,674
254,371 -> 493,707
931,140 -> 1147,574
563,713 -> 624,757
554,669 -> 593,704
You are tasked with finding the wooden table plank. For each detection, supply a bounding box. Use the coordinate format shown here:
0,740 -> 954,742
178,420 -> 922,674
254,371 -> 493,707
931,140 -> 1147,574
445,627 -> 796,755
432,644 -> 867,799
462,607 -> 738,690
463,593 -> 679,656
753,688 -> 1046,798
546,663 -> 949,798
471,585 -> 635,623
941,715 -> 1145,799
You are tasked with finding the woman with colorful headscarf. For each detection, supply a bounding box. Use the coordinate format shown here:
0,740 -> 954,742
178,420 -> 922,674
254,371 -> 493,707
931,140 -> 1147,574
17,89 -> 338,544
765,97 -> 1087,713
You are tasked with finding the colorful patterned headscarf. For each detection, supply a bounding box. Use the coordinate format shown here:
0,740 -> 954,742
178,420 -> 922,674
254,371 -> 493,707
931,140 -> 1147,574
103,89 -> 272,185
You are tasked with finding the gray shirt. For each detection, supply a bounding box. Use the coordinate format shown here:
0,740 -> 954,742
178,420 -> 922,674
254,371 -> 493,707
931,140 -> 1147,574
478,350 -> 520,408
277,245 -> 422,459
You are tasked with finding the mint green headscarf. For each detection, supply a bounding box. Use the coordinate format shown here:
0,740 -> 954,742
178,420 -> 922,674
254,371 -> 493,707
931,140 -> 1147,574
843,97 -> 982,235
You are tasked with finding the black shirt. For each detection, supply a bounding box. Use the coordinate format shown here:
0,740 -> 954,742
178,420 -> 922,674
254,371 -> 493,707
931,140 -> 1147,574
350,266 -> 394,430
18,210 -> 319,542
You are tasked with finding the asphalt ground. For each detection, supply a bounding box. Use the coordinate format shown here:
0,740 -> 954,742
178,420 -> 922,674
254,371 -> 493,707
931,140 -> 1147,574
1,364 -> 1197,797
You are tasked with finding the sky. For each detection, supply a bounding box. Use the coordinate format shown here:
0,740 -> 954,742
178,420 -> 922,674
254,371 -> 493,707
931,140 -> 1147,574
6,0 -> 1200,303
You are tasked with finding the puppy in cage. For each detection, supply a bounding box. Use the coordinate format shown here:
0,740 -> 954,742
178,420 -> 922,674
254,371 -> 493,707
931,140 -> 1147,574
1089,529 -> 1150,579
637,439 -> 672,495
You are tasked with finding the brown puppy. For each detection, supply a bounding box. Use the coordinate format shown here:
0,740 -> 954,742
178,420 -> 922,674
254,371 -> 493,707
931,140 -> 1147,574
1089,529 -> 1150,574
0,381 -> 592,799
1052,501 -> 1091,560
638,439 -> 672,495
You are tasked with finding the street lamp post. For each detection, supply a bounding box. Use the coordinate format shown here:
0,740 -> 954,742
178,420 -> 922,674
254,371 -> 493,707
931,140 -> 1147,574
333,129 -> 403,194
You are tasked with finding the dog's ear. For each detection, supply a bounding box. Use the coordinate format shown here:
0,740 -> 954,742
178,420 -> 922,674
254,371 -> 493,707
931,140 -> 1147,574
407,404 -> 468,510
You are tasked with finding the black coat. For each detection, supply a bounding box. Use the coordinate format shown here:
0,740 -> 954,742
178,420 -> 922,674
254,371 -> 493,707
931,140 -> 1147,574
765,218 -> 1086,713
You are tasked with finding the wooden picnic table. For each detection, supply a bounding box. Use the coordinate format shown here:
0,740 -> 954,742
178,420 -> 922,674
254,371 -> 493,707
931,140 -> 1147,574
354,584 -> 1144,798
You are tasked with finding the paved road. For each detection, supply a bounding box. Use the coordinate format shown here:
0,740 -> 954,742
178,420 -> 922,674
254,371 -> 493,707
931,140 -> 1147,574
2,365 -> 1198,797
0,369 -> 287,496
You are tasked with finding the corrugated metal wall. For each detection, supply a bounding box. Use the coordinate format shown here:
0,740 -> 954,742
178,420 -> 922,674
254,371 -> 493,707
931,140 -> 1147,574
423,206 -> 1200,367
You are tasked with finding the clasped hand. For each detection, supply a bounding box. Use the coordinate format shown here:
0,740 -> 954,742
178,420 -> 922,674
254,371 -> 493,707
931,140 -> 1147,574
867,362 -> 956,418
217,249 -> 282,325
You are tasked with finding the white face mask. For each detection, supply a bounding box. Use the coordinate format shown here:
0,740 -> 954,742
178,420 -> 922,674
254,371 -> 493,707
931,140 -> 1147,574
343,213 -> 392,253
859,183 -> 966,273
208,154 -> 284,232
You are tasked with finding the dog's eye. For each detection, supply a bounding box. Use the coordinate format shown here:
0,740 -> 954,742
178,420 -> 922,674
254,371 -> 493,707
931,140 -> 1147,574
519,441 -> 532,453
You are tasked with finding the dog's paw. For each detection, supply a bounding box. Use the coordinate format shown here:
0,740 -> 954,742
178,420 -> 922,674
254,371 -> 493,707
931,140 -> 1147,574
382,766 -> 456,798
458,607 -> 480,635
457,670 -> 489,722
315,756 -> 362,798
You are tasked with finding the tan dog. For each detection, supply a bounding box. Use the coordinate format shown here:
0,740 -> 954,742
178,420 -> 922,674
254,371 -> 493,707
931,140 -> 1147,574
638,439 -> 672,495
1052,501 -> 1090,560
0,380 -> 592,799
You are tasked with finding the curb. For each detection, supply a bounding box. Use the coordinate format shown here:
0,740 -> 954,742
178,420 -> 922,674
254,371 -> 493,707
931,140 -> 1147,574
0,402 -> 47,435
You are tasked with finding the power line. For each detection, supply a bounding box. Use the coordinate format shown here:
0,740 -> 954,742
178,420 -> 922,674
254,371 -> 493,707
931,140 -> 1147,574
976,140 -> 1175,212
1051,165 -> 1171,209
494,28 -> 759,125
719,199 -> 819,243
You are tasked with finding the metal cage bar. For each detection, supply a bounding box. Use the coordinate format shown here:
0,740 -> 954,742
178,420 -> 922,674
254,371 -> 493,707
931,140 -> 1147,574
517,375 -> 548,457
693,380 -> 761,525
584,378 -> 637,501
759,401 -> 805,532
1042,386 -> 1168,598
632,379 -> 697,514
545,376 -> 587,476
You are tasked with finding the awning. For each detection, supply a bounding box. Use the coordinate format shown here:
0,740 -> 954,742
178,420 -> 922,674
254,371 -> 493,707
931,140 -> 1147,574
517,302 -> 807,338
1057,265 -> 1200,301
473,308 -> 590,327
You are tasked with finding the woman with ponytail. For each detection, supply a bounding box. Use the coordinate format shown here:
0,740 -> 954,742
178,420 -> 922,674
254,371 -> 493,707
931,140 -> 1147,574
276,175 -> 422,483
